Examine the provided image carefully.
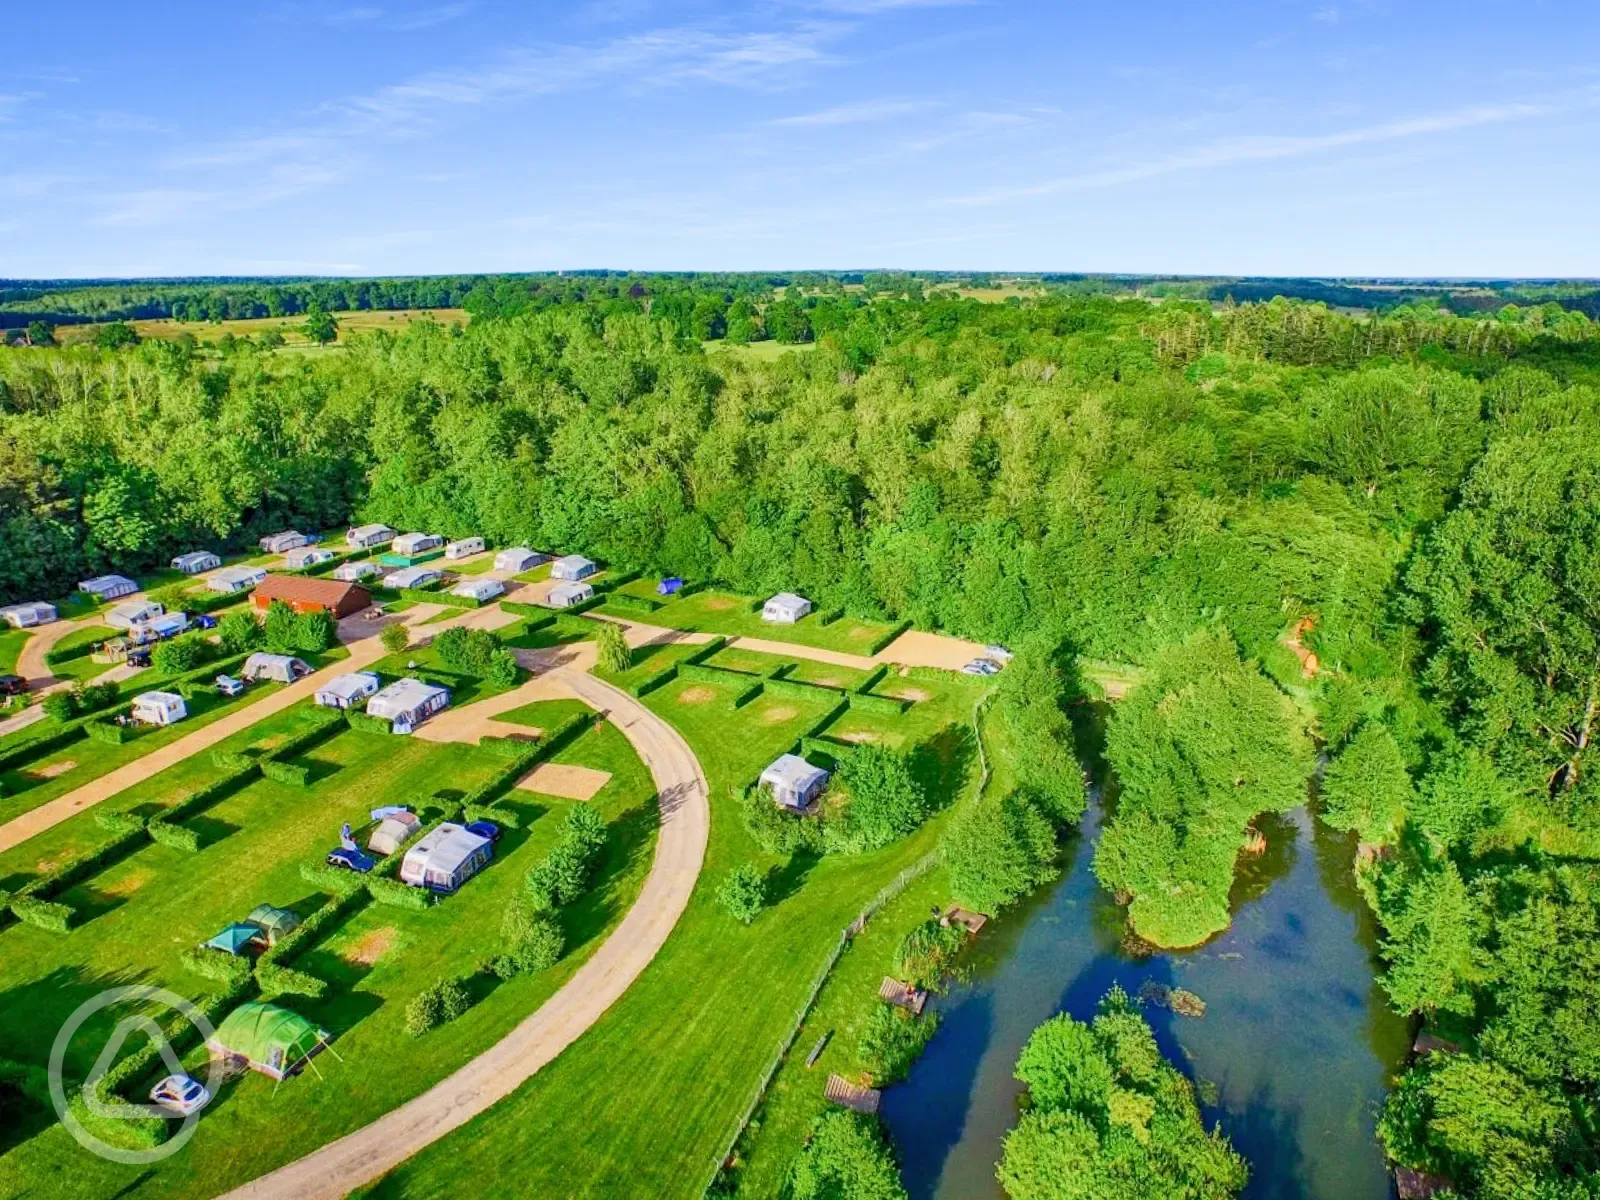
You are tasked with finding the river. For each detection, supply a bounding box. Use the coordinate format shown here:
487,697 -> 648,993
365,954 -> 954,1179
881,803 -> 1411,1200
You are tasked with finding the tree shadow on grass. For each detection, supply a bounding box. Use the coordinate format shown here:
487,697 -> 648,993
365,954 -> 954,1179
765,849 -> 820,907
908,723 -> 977,815
560,803 -> 659,953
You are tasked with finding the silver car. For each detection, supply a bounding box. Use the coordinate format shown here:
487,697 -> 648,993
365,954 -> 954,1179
961,658 -> 1002,676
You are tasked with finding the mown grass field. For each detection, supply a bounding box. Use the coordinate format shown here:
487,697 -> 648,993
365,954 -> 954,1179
358,647 -> 990,1200
597,584 -> 897,657
0,628 -> 27,675
0,696 -> 659,1199
57,309 -> 468,349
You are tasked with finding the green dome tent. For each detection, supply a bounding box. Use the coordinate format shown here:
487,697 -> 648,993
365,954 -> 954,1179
207,1002 -> 329,1081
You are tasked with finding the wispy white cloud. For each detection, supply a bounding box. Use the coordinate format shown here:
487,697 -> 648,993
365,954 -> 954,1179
769,97 -> 934,126
952,95 -> 1592,207
1312,6 -> 1340,24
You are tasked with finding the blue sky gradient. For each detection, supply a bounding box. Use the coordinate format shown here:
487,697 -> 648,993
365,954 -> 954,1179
3,1 -> 1597,277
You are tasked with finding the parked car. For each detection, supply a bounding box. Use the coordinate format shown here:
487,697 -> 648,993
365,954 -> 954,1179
961,658 -> 1001,676
982,644 -> 1014,663
0,674 -> 25,696
193,614 -> 218,631
464,819 -> 502,843
215,675 -> 244,697
327,847 -> 376,873
149,1074 -> 210,1116
127,650 -> 152,668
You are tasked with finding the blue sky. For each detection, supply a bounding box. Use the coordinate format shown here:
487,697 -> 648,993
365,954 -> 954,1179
3,1 -> 1597,277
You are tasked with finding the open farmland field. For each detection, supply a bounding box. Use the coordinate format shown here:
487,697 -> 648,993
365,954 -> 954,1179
57,308 -> 468,348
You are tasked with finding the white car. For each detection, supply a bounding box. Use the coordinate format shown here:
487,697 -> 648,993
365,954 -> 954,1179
961,658 -> 1002,676
983,644 -> 1014,663
150,1073 -> 210,1116
215,675 -> 245,697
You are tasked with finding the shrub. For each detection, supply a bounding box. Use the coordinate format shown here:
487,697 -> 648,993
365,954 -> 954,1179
857,1000 -> 939,1085
607,591 -> 659,614
147,819 -> 202,852
263,600 -> 298,653
631,664 -> 680,697
595,622 -> 633,673
292,609 -> 335,653
787,1111 -> 906,1200
434,626 -> 507,677
369,876 -> 433,909
942,789 -> 1059,914
151,632 -> 212,675
298,859 -> 368,896
41,692 -> 76,723
497,898 -> 566,976
217,611 -> 264,654
406,977 -> 472,1036
717,862 -> 768,924
10,897 -> 76,932
211,749 -> 253,771
739,784 -> 825,856
379,621 -> 411,655
829,746 -> 928,853
486,649 -> 519,689
524,804 -> 608,909
95,808 -> 148,835
897,919 -> 969,989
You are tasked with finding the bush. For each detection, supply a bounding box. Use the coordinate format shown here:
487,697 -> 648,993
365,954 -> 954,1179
857,1000 -> 939,1085
787,1111 -> 906,1200
9,897 -> 76,932
523,804 -> 608,909
829,746 -> 928,853
41,691 -> 75,723
942,790 -> 1060,914
369,876 -> 433,909
434,626 -> 506,677
95,808 -> 148,834
211,748 -> 253,771
263,600 -> 298,654
717,863 -> 768,924
151,632 -> 213,675
217,611 -> 264,654
897,919 -> 969,989
595,622 -> 633,673
497,898 -> 566,976
486,649 -> 519,689
406,977 -> 472,1036
298,859 -> 368,896
293,609 -> 335,653
739,784 -> 825,856
379,621 -> 411,654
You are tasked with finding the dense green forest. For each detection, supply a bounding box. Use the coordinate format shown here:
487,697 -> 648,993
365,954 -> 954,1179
5,286 -> 1600,1196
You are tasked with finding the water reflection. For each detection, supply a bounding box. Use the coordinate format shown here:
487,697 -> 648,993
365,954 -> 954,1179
880,804 -> 1410,1200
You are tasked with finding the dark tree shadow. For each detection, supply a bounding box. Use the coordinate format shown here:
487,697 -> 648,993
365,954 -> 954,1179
765,849 -> 820,906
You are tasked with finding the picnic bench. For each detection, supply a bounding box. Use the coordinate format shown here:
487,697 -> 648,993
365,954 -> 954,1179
942,906 -> 988,934
879,976 -> 928,1016
824,1073 -> 881,1115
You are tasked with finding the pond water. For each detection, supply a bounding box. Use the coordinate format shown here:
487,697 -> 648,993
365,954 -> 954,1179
881,803 -> 1411,1200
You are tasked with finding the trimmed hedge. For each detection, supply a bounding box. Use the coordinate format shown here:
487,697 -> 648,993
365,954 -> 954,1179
268,706 -> 346,758
848,691 -> 909,716
44,639 -> 103,666
464,801 -> 522,829
95,808 -> 148,835
631,664 -> 680,697
84,718 -> 129,745
10,896 -> 75,932
607,591 -> 661,615
680,661 -> 747,687
856,665 -> 890,694
260,758 -> 310,787
298,859 -> 368,897
499,601 -> 550,619
147,819 -> 202,852
479,734 -> 537,760
802,698 -> 852,742
369,876 -> 433,909
162,762 -> 261,827
0,723 -> 86,774
16,822 -> 151,902
181,947 -> 255,984
346,709 -> 392,736
800,735 -> 859,763
818,607 -> 844,626
401,587 -> 479,608
731,680 -> 765,710
866,619 -> 914,656
765,676 -> 843,703
257,962 -> 329,1001
211,749 -> 253,771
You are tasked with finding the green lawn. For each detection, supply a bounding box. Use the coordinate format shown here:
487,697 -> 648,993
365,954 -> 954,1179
596,588 -> 896,657
0,701 -> 660,1200
0,628 -> 28,675
356,661 -> 989,1200
592,635 -> 707,693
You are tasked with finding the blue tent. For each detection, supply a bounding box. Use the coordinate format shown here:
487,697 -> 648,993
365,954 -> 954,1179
657,577 -> 684,596
205,922 -> 264,955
